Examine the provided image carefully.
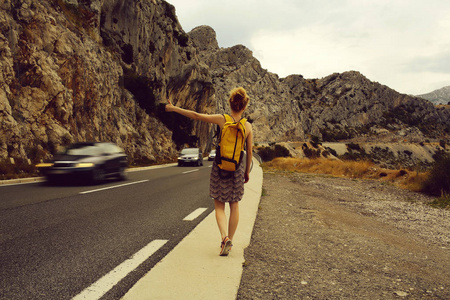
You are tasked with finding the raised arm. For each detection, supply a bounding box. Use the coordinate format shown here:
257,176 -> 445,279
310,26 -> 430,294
165,99 -> 224,125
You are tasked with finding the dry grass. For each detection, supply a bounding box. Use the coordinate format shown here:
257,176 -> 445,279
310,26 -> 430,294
264,157 -> 430,193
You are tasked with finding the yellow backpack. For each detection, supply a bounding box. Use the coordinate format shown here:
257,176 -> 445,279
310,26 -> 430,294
216,114 -> 247,174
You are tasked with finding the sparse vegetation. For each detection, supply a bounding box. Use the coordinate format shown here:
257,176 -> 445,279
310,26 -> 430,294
429,195 -> 450,209
0,158 -> 37,180
264,157 -> 376,179
263,156 -> 449,209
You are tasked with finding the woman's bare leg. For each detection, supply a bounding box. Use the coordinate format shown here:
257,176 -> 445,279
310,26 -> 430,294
228,201 -> 239,241
214,199 -> 227,240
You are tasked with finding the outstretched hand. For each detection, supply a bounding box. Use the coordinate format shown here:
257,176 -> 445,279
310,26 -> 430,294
165,98 -> 175,112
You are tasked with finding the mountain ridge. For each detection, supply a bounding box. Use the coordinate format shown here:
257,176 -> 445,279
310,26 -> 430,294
417,86 -> 450,105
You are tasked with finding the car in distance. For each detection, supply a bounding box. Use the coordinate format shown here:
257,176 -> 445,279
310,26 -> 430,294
208,149 -> 216,161
178,148 -> 203,166
36,142 -> 128,184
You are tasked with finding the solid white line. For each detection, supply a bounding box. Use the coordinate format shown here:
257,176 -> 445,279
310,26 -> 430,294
80,180 -> 149,194
183,208 -> 208,221
182,169 -> 199,174
72,239 -> 168,300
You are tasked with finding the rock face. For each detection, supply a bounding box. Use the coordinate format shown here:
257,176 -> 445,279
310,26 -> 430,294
0,0 -> 214,164
417,86 -> 450,105
0,0 -> 449,167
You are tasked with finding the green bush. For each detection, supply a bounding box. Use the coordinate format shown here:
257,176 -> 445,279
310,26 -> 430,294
429,195 -> 450,209
423,153 -> 450,196
347,142 -> 362,151
257,144 -> 290,162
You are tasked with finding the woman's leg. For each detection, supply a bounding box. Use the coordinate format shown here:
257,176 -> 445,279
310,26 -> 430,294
214,199 -> 227,240
228,201 -> 239,241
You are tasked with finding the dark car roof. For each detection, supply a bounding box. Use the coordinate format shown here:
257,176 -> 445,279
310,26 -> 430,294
61,142 -> 125,155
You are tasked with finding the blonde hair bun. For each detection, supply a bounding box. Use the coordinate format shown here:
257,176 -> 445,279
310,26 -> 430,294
229,87 -> 249,112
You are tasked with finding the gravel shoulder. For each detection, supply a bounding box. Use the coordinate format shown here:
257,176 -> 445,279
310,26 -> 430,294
237,171 -> 450,299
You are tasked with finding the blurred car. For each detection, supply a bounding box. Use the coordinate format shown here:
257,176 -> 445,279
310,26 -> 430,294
178,148 -> 203,166
208,149 -> 217,161
36,142 -> 128,184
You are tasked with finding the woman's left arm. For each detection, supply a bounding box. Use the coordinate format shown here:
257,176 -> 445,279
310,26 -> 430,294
244,123 -> 253,183
166,99 -> 224,125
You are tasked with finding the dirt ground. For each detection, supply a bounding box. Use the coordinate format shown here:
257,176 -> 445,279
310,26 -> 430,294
237,171 -> 450,299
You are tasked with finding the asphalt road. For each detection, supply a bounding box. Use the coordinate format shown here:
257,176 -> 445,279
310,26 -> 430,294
0,161 -> 215,300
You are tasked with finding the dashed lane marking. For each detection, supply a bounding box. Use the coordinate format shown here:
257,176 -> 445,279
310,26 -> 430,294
79,180 -> 149,194
72,239 -> 168,300
183,208 -> 208,221
182,169 -> 199,174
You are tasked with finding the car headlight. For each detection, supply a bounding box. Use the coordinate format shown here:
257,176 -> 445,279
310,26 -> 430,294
75,162 -> 95,168
36,163 -> 54,167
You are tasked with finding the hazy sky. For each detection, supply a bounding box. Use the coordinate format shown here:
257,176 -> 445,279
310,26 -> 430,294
167,0 -> 450,95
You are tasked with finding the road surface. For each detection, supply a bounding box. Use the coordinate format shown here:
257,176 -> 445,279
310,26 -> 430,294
0,161 -> 214,299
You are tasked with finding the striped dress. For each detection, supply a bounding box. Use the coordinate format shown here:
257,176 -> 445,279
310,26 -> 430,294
210,153 -> 246,203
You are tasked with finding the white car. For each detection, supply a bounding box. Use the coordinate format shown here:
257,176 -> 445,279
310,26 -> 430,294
208,149 -> 217,161
178,148 -> 203,166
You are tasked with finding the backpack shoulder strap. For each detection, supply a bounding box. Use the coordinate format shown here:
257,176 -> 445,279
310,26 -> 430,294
239,118 -> 247,136
223,114 -> 234,123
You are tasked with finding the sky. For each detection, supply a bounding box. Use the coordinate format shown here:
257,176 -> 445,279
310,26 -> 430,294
166,0 -> 450,95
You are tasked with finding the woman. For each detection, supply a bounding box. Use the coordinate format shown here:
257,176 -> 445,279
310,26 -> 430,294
165,87 -> 253,256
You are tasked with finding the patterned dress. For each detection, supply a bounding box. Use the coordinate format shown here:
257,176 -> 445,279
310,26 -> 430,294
210,153 -> 246,203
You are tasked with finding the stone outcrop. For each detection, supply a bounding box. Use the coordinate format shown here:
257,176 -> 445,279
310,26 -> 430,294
0,0 -> 214,164
418,86 -> 450,105
0,0 -> 449,169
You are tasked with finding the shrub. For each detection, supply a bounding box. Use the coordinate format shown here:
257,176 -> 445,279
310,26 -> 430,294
310,135 -> 321,146
257,144 -> 291,162
274,145 -> 290,157
422,153 -> 450,196
429,195 -> 450,209
303,147 -> 321,159
0,158 -> 38,180
325,147 -> 338,157
258,147 -> 276,162
347,142 -> 362,151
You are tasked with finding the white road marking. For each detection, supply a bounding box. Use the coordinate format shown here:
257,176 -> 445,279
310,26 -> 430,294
80,180 -> 149,194
72,239 -> 168,300
183,208 -> 208,221
182,169 -> 199,174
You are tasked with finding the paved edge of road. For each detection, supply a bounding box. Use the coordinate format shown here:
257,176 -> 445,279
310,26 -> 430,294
122,158 -> 264,300
0,163 -> 179,186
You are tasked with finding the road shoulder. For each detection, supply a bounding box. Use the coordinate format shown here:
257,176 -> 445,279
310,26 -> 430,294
237,171 -> 450,299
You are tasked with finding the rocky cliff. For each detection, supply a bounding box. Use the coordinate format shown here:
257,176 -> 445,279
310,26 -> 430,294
0,0 -> 449,168
418,86 -> 450,105
0,0 -> 215,165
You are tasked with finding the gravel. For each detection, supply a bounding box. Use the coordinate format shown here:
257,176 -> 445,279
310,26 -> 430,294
237,171 -> 450,299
